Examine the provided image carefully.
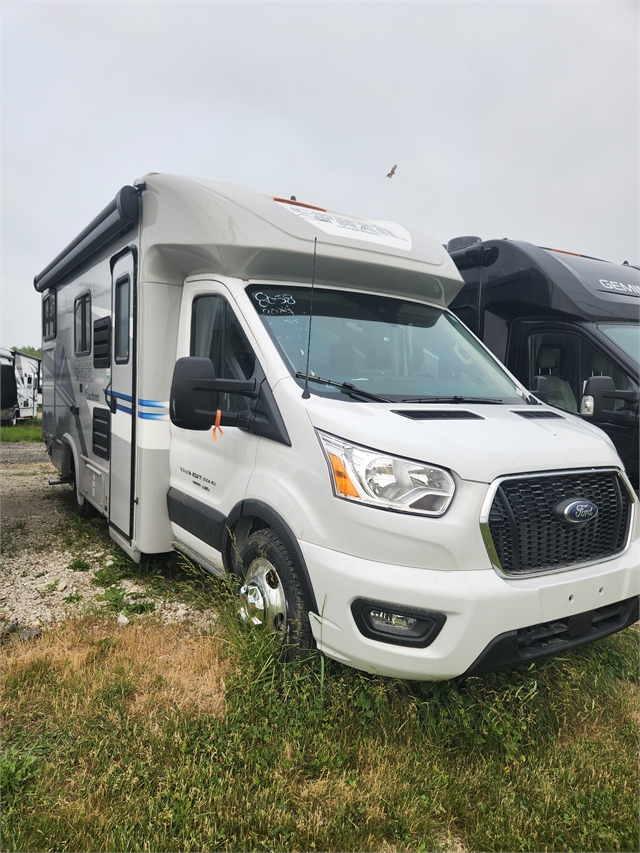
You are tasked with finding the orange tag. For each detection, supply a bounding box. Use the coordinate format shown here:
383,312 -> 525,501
212,409 -> 224,442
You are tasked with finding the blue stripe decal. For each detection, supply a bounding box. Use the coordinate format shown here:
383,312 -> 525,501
139,412 -> 168,420
111,390 -> 133,402
116,404 -> 132,415
139,398 -> 168,408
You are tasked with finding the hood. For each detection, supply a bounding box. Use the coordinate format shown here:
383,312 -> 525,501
305,399 -> 622,483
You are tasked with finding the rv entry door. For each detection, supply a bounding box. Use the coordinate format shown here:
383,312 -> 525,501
109,249 -> 137,540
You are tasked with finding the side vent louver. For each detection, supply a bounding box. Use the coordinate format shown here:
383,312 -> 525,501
93,317 -> 111,369
93,408 -> 110,459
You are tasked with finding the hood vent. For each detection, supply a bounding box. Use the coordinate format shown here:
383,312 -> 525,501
393,410 -> 484,421
513,410 -> 565,420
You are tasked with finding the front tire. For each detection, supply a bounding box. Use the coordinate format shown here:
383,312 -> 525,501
238,529 -> 312,659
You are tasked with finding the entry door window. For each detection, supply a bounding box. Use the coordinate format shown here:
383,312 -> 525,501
115,275 -> 130,364
191,295 -> 256,412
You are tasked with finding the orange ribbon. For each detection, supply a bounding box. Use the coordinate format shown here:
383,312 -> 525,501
212,409 -> 224,442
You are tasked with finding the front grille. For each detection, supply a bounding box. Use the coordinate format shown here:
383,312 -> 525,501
487,470 -> 632,575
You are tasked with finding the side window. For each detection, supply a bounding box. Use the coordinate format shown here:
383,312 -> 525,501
74,293 -> 91,355
115,275 -> 130,364
451,305 -> 478,335
43,292 -> 56,340
482,310 -> 508,362
579,338 -> 630,410
191,295 -> 257,412
531,332 -> 579,412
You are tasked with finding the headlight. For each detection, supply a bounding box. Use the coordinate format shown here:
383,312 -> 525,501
318,431 -> 455,516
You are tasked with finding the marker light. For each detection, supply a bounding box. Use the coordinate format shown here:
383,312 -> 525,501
318,431 -> 455,516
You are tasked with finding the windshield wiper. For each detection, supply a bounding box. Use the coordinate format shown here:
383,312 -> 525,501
400,395 -> 504,404
295,372 -> 391,403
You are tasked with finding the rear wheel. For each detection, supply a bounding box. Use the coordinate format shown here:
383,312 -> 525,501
238,528 -> 312,659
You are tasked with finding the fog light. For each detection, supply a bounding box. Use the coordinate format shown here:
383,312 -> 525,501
351,598 -> 446,648
369,609 -> 418,634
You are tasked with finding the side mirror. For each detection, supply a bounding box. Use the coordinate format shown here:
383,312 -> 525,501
170,357 -> 218,430
580,375 -> 637,422
528,375 -> 549,403
170,357 -> 259,431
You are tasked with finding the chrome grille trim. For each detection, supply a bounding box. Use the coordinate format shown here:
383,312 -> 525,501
480,468 -> 635,579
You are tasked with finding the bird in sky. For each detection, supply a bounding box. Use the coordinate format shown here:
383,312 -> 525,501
386,164 -> 397,178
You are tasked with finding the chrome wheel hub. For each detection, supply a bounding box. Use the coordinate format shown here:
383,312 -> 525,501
239,557 -> 287,635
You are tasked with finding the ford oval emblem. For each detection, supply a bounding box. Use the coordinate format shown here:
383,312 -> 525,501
555,497 -> 599,525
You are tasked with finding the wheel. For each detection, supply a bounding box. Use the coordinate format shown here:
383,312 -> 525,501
238,528 -> 312,659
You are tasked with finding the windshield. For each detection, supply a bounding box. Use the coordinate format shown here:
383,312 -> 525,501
247,284 -> 523,403
600,325 -> 640,367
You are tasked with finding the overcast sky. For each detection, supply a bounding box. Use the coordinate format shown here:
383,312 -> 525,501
2,0 -> 638,347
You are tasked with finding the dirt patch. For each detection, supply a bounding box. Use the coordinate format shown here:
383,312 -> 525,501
0,442 -> 216,633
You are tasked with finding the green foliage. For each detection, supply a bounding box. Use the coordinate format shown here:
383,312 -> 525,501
10,345 -> 42,359
0,745 -> 39,804
95,584 -> 156,616
68,558 -> 90,572
0,419 -> 42,442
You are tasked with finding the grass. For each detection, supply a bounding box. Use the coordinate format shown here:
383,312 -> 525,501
0,418 -> 42,442
1,563 -> 638,853
3,444 -> 638,850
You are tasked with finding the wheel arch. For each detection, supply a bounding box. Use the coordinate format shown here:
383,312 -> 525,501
222,499 -> 319,615
61,433 -> 80,482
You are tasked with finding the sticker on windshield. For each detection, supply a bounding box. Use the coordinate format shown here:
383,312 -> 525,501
277,202 -> 412,251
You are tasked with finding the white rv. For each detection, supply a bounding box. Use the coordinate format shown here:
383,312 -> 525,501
0,346 -> 40,425
35,175 -> 639,680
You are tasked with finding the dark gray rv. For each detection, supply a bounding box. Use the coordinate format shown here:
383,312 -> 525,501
447,239 -> 640,488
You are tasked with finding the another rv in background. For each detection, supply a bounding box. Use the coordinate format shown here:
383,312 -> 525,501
0,347 -> 41,425
447,238 -> 639,489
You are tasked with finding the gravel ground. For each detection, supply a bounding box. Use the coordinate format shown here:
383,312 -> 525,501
0,442 -> 217,636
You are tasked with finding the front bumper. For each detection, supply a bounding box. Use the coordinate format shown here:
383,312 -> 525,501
301,538 -> 640,680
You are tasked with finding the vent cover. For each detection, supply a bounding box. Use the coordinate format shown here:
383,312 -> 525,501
393,410 -> 484,421
92,408 -> 110,459
513,410 -> 565,420
93,317 -> 111,369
